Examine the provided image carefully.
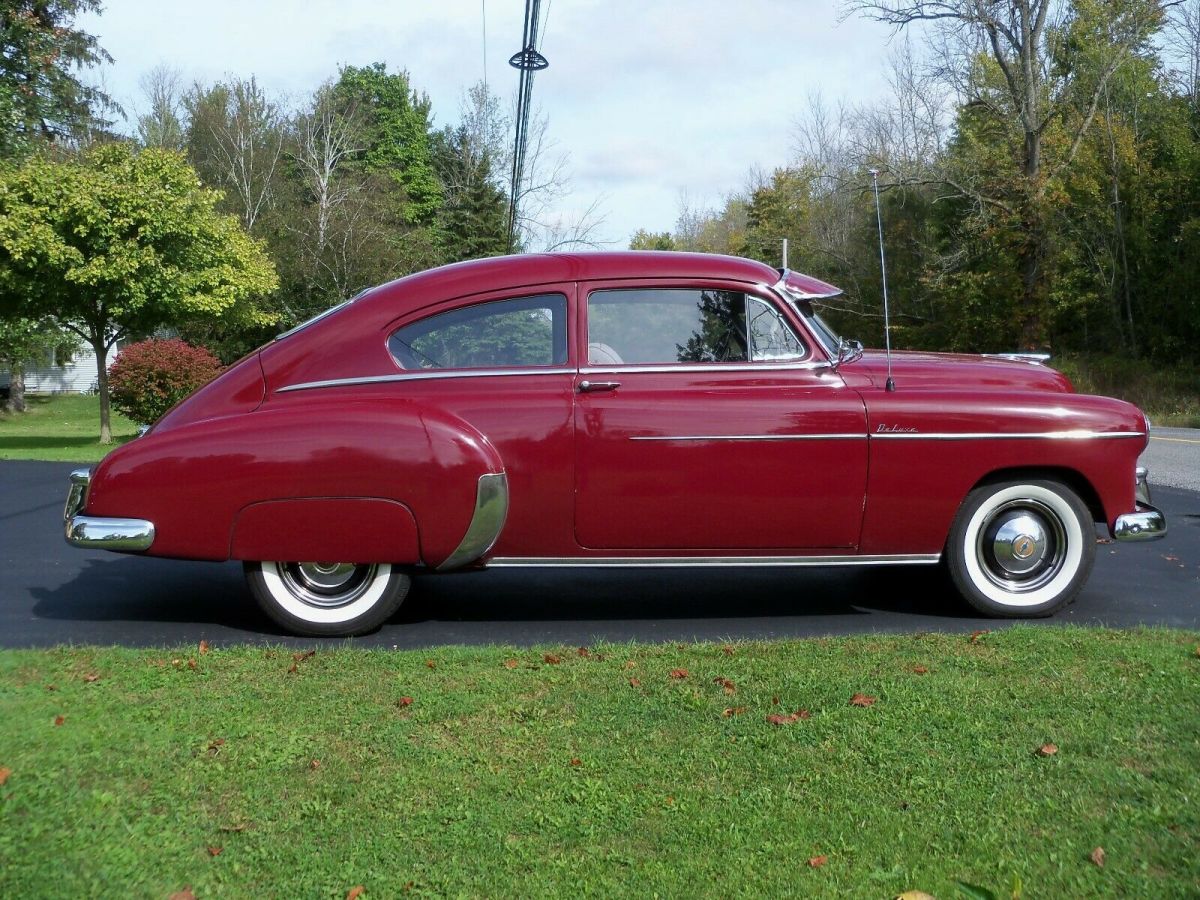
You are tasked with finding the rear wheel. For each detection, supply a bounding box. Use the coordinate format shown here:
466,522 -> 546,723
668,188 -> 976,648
945,479 -> 1095,617
244,561 -> 410,636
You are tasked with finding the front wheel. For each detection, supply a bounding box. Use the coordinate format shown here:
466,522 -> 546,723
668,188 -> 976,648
945,479 -> 1095,617
244,561 -> 411,636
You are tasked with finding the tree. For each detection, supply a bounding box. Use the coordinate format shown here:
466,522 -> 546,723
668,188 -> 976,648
0,316 -> 77,412
0,0 -> 115,159
629,229 -> 677,250
848,0 -> 1167,347
136,65 -> 185,150
0,143 -> 278,441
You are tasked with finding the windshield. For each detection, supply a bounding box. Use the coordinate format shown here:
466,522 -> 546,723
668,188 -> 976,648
791,298 -> 843,358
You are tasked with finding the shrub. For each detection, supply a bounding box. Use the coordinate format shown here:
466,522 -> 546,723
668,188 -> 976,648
108,339 -> 224,424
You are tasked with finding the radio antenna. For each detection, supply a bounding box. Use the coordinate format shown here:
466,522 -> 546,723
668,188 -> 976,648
869,168 -> 896,392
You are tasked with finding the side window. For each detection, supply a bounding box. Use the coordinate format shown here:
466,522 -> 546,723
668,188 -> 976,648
587,289 -> 805,365
389,294 -> 567,370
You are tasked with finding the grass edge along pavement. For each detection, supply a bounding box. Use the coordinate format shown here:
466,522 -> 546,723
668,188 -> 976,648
0,394 -> 137,462
0,627 -> 1197,897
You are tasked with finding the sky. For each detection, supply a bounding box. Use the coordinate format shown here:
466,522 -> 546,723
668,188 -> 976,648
80,1 -> 899,248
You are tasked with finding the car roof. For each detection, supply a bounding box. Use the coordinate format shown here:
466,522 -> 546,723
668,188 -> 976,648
356,251 -> 789,316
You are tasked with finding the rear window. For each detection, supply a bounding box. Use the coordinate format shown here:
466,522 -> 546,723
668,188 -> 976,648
388,294 -> 568,370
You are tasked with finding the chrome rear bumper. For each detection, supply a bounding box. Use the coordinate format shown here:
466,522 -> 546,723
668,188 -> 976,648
1112,467 -> 1167,542
63,468 -> 155,552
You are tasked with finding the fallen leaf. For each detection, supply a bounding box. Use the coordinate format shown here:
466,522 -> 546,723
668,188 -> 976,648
287,662 -> 298,674
797,709 -> 812,719
969,630 -> 989,643
767,711 -> 808,725
713,677 -> 736,694
207,738 -> 225,754
623,660 -> 636,669
347,887 -> 365,900
912,665 -> 928,675
207,846 -> 223,857
187,659 -> 197,670
397,696 -> 413,707
1090,846 -> 1105,868
1037,743 -> 1059,757
721,645 -> 735,656
309,759 -> 321,770
172,658 -> 182,667
670,668 -> 688,679
544,653 -> 561,665
198,640 -> 210,655
664,796 -> 674,805
850,693 -> 877,707
45,684 -> 57,691
425,659 -> 436,669
722,706 -> 747,717
503,659 -> 519,669
808,855 -> 828,868
292,650 -> 315,663
53,715 -> 65,726
168,888 -> 196,900
83,673 -> 99,683
629,677 -> 641,687
0,766 -> 11,786
895,892 -> 937,900
577,647 -> 590,658
570,757 -> 582,766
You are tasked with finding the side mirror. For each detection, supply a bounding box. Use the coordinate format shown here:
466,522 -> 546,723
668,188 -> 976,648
833,338 -> 863,371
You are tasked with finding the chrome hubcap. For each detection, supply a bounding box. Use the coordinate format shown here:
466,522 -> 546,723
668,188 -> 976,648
976,500 -> 1065,593
279,562 -> 376,608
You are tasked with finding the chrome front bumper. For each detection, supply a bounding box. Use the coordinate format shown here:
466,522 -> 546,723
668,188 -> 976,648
63,468 -> 155,552
1112,467 -> 1167,542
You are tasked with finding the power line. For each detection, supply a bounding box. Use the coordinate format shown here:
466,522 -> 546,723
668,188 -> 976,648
507,0 -> 548,252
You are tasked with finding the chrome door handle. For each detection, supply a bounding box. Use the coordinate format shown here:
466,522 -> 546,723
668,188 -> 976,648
578,380 -> 621,393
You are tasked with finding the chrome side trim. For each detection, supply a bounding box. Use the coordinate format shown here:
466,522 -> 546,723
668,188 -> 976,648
1113,505 -> 1167,542
982,352 -> 1052,364
437,472 -> 510,571
487,553 -> 940,568
870,430 -> 1145,441
65,516 -> 155,552
579,361 -> 831,375
278,367 -> 575,393
629,433 -> 866,442
64,468 -> 91,521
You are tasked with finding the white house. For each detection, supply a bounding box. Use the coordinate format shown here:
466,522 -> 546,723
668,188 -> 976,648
0,343 -> 121,394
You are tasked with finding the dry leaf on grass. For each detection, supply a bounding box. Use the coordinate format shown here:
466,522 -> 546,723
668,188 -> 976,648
713,677 -> 736,694
207,846 -> 223,857
670,668 -> 688,679
347,887 -> 365,900
570,757 -> 582,766
808,855 -> 828,868
198,640 -> 210,655
722,707 -> 747,717
168,888 -> 196,900
503,659 -> 519,669
850,693 -> 877,707
767,710 -> 810,725
623,660 -> 636,669
721,645 -> 735,656
969,630 -> 989,643
206,738 -> 225,754
0,766 -> 11,786
1037,743 -> 1059,757
629,677 -> 641,687
895,892 -> 937,899
425,659 -> 436,669
577,647 -> 590,657
912,665 -> 929,675
83,673 -> 100,683
53,715 -> 65,726
397,696 -> 413,707
543,653 -> 561,665
1090,846 -> 1106,868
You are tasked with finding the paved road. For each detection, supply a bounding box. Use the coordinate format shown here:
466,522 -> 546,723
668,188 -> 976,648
1146,426 -> 1200,492
3,459 -> 1196,648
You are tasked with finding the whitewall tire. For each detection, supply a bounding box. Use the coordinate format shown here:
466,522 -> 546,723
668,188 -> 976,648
244,561 -> 411,636
946,480 -> 1095,617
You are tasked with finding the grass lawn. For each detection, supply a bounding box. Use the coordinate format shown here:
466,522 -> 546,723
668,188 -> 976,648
0,628 -> 1197,897
0,394 -> 138,462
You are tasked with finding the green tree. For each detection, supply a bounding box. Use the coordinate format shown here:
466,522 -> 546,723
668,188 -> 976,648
0,143 -> 278,441
0,0 -> 115,158
628,229 -> 677,250
0,315 -> 77,412
432,122 -> 509,261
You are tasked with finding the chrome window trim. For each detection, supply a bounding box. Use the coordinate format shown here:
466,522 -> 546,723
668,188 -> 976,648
579,361 -> 833,376
870,430 -> 1145,441
278,367 -> 575,393
437,472 -> 510,571
487,553 -> 940,568
629,433 -> 866,442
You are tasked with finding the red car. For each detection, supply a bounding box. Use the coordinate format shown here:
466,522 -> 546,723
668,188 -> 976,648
63,252 -> 1166,636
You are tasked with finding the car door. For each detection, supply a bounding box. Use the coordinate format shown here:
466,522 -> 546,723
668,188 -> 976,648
573,280 -> 868,551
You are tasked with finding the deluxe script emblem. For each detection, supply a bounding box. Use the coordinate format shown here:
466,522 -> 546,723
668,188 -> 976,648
876,424 -> 919,433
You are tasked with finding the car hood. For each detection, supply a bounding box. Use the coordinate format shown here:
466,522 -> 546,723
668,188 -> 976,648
849,350 -> 1074,393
